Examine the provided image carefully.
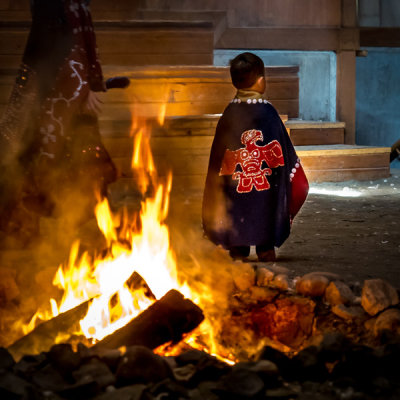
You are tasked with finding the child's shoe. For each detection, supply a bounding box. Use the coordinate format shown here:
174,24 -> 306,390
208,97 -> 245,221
229,246 -> 250,261
257,249 -> 276,262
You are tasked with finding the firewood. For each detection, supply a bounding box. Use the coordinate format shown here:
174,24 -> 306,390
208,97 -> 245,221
8,299 -> 93,361
93,289 -> 204,352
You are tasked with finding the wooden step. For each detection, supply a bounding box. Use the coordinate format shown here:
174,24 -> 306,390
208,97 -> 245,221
102,116 -> 389,193
109,144 -> 391,196
101,114 -> 220,140
0,20 -> 214,69
286,120 -> 345,145
0,65 -> 299,119
297,145 -> 391,182
99,65 -> 298,119
101,117 -> 347,163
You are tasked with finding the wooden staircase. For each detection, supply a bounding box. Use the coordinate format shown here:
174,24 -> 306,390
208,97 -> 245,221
96,65 -> 388,191
0,3 -> 391,197
0,19 -> 214,69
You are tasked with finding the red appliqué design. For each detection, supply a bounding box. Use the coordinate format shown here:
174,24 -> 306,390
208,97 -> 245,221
219,129 -> 285,193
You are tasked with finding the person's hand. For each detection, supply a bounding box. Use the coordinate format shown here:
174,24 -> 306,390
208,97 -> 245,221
84,90 -> 103,116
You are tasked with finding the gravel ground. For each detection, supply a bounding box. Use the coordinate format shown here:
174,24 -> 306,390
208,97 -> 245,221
264,168 -> 400,288
168,167 -> 400,290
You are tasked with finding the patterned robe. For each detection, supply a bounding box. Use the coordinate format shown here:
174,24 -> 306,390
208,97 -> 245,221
0,0 -> 116,230
202,98 -> 308,249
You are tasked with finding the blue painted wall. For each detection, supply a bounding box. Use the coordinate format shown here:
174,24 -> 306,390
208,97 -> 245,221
356,47 -> 400,147
214,50 -> 337,121
214,49 -> 400,155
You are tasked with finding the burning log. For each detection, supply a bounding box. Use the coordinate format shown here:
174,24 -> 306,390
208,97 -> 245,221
8,299 -> 93,361
93,289 -> 204,352
8,287 -> 202,361
126,271 -> 156,300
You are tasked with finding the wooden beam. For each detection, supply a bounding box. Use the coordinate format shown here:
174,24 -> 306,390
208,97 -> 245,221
339,28 -> 359,50
360,28 -> 400,47
216,26 -> 360,52
336,50 -> 356,144
341,0 -> 358,27
216,27 -> 341,51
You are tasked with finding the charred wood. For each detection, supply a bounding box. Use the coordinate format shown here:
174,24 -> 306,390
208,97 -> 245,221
93,289 -> 204,352
8,299 -> 93,361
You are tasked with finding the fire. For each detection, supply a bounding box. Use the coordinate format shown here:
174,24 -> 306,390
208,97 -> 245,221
18,105 -> 237,363
21,108 -> 194,339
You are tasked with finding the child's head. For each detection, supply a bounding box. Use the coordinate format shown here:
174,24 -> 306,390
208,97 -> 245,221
229,52 -> 265,91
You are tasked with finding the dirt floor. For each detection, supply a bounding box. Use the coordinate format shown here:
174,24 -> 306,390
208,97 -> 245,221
168,167 -> 400,290
275,169 -> 400,288
2,168 -> 398,292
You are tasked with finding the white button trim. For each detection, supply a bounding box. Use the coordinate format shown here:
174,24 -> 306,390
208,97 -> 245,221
289,158 -> 301,182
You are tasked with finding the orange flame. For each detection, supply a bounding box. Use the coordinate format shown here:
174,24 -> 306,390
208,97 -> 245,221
20,110 -> 237,364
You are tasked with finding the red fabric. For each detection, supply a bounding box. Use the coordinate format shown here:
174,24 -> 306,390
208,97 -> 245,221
219,131 -> 284,193
289,163 -> 309,220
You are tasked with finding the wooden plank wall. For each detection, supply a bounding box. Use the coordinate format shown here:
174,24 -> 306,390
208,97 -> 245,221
141,0 -> 342,27
0,0 -> 140,20
0,65 -> 298,118
97,65 -> 299,120
0,21 -> 214,69
96,65 -> 299,193
139,0 -> 359,145
0,0 -> 343,27
0,0 -> 360,146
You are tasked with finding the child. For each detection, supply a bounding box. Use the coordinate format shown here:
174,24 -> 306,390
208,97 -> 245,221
202,52 -> 309,261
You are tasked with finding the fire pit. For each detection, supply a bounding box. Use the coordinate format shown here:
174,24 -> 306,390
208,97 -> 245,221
0,117 -> 399,399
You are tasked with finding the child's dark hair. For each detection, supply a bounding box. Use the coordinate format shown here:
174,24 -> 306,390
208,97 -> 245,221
229,52 -> 265,89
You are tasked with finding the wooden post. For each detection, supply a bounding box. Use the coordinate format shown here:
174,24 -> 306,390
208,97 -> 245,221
336,50 -> 356,144
336,0 -> 359,144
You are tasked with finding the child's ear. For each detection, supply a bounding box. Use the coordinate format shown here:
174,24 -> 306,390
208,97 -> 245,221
256,76 -> 266,93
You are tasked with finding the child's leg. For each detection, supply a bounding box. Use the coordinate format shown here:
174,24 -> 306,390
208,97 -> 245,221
256,244 -> 276,262
229,246 -> 250,260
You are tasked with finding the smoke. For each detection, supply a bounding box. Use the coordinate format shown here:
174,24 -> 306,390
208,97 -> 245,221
166,188 -> 243,356
0,139 -> 115,348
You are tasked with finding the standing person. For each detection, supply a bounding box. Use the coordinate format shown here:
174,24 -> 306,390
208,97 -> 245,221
0,0 -> 122,241
202,52 -> 309,262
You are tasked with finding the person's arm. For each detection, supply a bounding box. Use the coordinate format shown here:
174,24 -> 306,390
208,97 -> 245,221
84,90 -> 103,116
